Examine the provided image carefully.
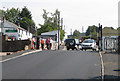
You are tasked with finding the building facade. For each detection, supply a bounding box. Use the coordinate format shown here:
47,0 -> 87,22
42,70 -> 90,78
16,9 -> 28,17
0,20 -> 35,40
41,30 -> 61,43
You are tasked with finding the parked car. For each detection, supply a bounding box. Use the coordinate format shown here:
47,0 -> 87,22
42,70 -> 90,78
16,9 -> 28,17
65,39 -> 80,50
80,39 -> 97,51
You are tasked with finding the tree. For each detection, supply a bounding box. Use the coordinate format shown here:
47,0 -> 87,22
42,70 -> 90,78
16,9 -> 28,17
4,8 -> 20,25
19,7 -> 35,30
73,30 -> 80,39
19,17 -> 35,30
37,9 -> 65,41
117,27 -> 120,31
20,6 -> 32,19
86,25 -> 99,36
3,7 -> 35,31
60,29 -> 65,41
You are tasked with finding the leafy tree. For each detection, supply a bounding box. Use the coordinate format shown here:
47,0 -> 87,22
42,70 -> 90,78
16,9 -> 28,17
3,7 -> 35,31
117,27 -> 120,31
60,29 -> 65,41
20,6 -> 32,19
0,10 -> 5,18
4,8 -> 20,25
86,25 -> 98,36
19,17 -> 35,30
37,9 -> 65,41
19,6 -> 35,30
73,30 -> 80,39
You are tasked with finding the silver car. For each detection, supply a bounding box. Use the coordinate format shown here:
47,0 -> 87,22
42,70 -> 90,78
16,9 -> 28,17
80,39 -> 97,51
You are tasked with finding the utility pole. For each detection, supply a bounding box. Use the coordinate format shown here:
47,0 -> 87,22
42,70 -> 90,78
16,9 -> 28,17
100,25 -> 103,51
98,23 -> 103,51
58,12 -> 60,50
1,7 -> 5,36
82,26 -> 84,33
61,18 -> 63,30
71,29 -> 72,35
64,25 -> 65,32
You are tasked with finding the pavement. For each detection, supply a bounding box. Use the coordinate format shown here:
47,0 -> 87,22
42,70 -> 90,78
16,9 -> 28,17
102,51 -> 120,80
0,49 -> 42,62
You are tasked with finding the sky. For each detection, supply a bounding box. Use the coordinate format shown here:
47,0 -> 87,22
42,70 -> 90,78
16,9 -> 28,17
0,0 -> 119,34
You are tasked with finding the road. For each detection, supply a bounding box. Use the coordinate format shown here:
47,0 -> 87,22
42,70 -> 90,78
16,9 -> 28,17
2,50 -> 101,79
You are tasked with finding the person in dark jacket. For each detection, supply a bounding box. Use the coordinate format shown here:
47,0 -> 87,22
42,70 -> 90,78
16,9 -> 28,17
46,38 -> 50,50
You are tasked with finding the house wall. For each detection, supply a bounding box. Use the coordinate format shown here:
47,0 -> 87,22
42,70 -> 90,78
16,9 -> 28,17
1,21 -> 33,40
18,29 -> 32,40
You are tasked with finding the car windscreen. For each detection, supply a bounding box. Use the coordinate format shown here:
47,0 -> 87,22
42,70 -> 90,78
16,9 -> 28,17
65,39 -> 74,44
83,40 -> 93,43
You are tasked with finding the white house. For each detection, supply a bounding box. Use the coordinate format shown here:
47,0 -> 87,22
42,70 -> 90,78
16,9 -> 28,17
0,20 -> 35,40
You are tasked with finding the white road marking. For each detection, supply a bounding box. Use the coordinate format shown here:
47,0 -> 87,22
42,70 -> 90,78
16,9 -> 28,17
99,52 -> 104,81
0,50 -> 42,63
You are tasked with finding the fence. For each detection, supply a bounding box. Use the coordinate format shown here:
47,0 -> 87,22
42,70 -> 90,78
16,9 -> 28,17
1,35 -> 31,52
104,37 -> 118,52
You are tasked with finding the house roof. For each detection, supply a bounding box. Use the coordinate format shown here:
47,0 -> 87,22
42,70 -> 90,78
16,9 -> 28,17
41,30 -> 59,35
0,20 -> 36,34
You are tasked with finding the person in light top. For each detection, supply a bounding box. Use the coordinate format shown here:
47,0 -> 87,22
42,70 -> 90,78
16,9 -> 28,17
50,37 -> 53,50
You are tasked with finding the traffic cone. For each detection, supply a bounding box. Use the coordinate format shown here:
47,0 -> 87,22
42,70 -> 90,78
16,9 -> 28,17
32,42 -> 34,49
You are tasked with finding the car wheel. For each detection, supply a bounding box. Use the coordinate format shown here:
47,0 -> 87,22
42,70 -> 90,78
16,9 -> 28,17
92,49 -> 96,51
72,48 -> 74,50
67,48 -> 69,50
76,48 -> 78,50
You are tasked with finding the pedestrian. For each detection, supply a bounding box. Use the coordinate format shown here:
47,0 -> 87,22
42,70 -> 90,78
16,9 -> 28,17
41,37 -> 44,50
50,37 -> 53,50
46,38 -> 50,50
33,37 -> 36,49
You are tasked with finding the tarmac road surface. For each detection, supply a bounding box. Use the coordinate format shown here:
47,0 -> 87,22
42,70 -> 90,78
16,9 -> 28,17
2,50 -> 101,79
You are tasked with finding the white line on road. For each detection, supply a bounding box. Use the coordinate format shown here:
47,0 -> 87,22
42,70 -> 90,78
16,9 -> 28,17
99,52 -> 104,81
0,50 -> 42,63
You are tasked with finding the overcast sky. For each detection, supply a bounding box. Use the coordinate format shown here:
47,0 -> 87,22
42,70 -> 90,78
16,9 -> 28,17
0,0 -> 119,34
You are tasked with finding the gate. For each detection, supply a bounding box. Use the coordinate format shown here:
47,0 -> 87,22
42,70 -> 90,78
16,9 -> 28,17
104,37 -> 118,51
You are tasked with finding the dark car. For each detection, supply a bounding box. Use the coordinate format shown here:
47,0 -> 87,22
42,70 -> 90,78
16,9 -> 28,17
65,39 -> 80,50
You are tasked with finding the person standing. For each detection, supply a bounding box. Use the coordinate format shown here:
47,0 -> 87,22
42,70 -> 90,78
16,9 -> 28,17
33,37 -> 36,49
41,37 -> 44,50
50,37 -> 53,50
46,38 -> 50,50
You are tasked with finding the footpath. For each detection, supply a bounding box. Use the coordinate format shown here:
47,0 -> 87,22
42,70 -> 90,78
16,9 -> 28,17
0,44 -> 59,61
0,49 -> 42,61
102,51 -> 120,80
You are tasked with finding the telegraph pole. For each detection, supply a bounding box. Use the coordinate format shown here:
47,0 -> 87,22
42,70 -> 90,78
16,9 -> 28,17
71,29 -> 72,35
1,7 -> 5,35
100,25 -> 103,51
82,26 -> 84,33
58,12 -> 60,50
61,18 -> 63,30
98,23 -> 103,51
